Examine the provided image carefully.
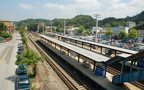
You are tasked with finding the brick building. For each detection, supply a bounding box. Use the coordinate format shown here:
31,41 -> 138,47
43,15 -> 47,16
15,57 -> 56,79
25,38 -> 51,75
0,20 -> 15,33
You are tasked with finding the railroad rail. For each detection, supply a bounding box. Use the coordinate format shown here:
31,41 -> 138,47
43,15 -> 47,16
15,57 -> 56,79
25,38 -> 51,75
29,32 -> 144,89
27,33 -> 88,90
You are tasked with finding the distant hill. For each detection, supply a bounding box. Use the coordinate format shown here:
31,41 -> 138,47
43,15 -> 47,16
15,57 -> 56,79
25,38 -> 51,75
125,10 -> 144,24
15,10 -> 144,30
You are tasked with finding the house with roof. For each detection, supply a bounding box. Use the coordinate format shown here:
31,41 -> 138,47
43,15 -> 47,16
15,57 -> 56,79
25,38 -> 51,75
126,21 -> 136,28
112,26 -> 129,36
66,26 -> 79,35
138,30 -> 144,43
0,20 -> 15,33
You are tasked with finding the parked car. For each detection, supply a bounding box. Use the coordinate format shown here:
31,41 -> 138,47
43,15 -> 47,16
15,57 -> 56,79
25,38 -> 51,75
16,64 -> 27,75
17,51 -> 23,55
16,75 -> 30,90
15,57 -> 25,65
18,42 -> 23,48
0,39 -> 6,43
18,47 -> 24,51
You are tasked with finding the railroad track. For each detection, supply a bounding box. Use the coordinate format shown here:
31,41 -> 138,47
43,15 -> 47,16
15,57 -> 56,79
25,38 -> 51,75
29,32 -> 144,89
27,34 -> 88,90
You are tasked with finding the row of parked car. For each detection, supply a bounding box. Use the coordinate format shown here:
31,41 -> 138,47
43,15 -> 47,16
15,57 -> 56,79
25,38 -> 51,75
17,43 -> 23,55
15,42 -> 30,90
73,36 -> 144,51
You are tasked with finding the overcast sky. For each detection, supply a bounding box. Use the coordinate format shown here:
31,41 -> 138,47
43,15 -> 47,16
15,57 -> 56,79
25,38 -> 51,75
0,0 -> 144,21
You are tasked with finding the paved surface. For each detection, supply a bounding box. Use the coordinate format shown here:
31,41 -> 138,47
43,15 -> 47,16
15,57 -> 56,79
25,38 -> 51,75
0,32 -> 21,90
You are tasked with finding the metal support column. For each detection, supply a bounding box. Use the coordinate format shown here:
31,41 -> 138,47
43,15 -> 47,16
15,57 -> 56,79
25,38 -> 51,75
104,64 -> 107,77
82,42 -> 83,48
60,46 -> 62,52
101,47 -> 102,54
55,43 -> 56,48
130,61 -> 134,72
90,44 -> 92,50
75,40 -> 76,45
120,60 -> 126,83
78,54 -> 80,62
93,61 -> 96,71
67,49 -> 69,56
115,50 -> 117,56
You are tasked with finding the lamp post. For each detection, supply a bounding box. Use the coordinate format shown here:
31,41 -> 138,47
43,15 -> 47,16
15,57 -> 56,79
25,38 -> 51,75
94,14 -> 100,42
51,21 -> 52,33
64,20 -> 66,36
43,22 -> 45,33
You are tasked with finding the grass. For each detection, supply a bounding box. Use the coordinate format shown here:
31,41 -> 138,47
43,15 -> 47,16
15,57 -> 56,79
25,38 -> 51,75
28,65 -> 36,85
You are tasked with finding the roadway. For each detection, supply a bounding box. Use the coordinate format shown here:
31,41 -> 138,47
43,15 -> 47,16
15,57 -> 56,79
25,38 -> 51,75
0,32 -> 21,90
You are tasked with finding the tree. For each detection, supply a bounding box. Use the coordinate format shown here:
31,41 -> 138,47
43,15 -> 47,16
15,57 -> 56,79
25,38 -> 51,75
52,28 -> 56,32
128,29 -> 138,39
104,28 -> 113,39
118,30 -> 128,39
77,26 -> 84,35
103,23 -> 111,28
17,25 -> 26,31
56,25 -> 61,32
16,49 -> 43,65
0,22 -> 7,32
39,26 -> 46,33
85,29 -> 91,35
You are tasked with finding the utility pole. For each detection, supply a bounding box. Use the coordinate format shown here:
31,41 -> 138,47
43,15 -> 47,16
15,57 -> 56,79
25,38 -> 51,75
64,20 -> 66,36
94,14 -> 100,42
51,21 -> 52,33
43,23 -> 45,33
37,25 -> 39,33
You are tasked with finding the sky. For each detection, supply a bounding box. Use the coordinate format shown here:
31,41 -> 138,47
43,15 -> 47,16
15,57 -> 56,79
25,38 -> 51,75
0,0 -> 144,21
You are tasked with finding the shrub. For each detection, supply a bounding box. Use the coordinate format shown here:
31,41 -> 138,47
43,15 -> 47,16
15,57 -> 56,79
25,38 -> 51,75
15,49 -> 44,66
1,32 -> 9,38
22,36 -> 27,43
1,32 -> 13,39
0,37 -> 4,39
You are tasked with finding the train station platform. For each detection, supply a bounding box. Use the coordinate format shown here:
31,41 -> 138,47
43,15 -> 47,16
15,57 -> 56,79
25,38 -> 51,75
38,40 -> 140,90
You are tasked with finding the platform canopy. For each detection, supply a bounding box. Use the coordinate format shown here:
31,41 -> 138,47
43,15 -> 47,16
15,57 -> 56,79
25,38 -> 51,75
40,34 -> 110,62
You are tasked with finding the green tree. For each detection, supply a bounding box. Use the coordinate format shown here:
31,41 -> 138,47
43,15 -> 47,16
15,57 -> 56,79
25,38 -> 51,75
52,28 -> 56,32
16,49 -> 43,65
56,26 -> 61,32
39,26 -> 46,33
1,32 -> 13,39
103,23 -> 111,28
22,36 -> 27,44
17,25 -> 26,31
19,30 -> 25,37
128,29 -> 138,39
104,28 -> 113,39
77,26 -> 84,35
118,30 -> 128,39
85,29 -> 90,35
0,22 -> 7,32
